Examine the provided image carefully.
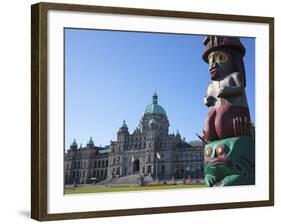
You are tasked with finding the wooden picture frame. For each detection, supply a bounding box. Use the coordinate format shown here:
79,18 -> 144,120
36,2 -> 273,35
31,2 -> 274,221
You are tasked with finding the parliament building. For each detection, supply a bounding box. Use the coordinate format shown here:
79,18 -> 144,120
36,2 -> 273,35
64,93 -> 204,185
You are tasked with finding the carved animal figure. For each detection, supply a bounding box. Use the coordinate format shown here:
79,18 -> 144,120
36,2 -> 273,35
204,136 -> 255,186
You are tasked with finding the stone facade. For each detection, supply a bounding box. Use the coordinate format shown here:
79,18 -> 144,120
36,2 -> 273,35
64,138 -> 109,184
64,93 -> 204,185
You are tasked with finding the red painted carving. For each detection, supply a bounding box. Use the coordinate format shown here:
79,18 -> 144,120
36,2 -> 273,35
203,100 -> 250,141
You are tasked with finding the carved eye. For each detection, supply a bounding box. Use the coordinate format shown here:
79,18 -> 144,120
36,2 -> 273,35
208,54 -> 213,65
205,147 -> 212,157
216,144 -> 225,156
217,52 -> 228,63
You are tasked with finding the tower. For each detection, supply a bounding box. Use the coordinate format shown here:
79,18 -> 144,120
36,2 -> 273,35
140,92 -> 169,135
117,120 -> 129,150
70,139 -> 78,150
87,137 -> 95,149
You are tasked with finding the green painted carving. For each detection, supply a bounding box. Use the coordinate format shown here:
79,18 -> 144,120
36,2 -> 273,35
204,136 -> 255,187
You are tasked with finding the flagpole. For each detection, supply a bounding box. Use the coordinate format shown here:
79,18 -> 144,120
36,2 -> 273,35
156,154 -> 158,183
130,155 -> 134,186
155,152 -> 161,184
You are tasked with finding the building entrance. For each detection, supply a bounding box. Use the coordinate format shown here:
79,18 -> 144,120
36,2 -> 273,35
133,159 -> 140,173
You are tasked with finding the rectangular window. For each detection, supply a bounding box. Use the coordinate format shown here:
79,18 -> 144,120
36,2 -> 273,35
124,167 -> 127,175
142,166 -> 145,174
147,165 -> 152,174
116,167 -> 120,175
161,165 -> 165,174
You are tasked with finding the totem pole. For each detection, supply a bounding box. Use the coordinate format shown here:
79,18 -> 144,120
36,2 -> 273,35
202,36 -> 255,187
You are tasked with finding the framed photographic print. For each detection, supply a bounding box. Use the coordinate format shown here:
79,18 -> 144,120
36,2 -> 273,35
31,2 -> 274,221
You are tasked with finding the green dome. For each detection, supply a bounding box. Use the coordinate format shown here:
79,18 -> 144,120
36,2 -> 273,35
145,104 -> 166,115
71,139 -> 78,147
120,120 -> 128,129
88,137 -> 94,145
144,93 -> 167,116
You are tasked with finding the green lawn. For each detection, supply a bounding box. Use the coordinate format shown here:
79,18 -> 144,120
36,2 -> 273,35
64,184 -> 206,194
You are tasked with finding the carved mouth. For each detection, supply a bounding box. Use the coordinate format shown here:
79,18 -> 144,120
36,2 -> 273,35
206,156 -> 231,166
209,68 -> 219,80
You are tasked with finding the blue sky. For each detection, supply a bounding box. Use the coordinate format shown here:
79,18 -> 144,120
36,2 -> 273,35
64,28 -> 255,148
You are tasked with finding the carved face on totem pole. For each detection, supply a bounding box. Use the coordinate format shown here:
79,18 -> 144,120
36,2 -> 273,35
204,137 -> 255,186
203,36 -> 246,85
202,36 -> 255,187
208,51 -> 236,80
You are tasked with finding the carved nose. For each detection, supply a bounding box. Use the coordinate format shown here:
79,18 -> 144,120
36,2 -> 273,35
209,62 -> 218,71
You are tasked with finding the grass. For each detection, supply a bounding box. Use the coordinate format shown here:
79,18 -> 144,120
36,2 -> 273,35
64,184 -> 206,194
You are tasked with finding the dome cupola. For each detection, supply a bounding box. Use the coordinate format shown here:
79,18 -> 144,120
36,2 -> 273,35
70,139 -> 78,150
144,92 -> 167,116
120,120 -> 128,129
118,120 -> 129,136
87,137 -> 94,149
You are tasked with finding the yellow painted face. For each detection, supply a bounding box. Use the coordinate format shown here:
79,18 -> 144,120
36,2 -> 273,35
208,52 -> 229,65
